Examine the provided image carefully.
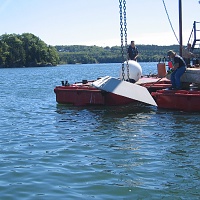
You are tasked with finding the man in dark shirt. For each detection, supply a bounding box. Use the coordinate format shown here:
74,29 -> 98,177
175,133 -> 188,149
167,50 -> 186,89
127,41 -> 139,61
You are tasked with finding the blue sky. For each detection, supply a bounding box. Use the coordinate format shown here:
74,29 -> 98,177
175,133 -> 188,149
0,0 -> 199,46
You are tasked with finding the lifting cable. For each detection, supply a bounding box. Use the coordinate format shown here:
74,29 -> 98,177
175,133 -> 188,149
119,0 -> 130,81
162,0 -> 180,44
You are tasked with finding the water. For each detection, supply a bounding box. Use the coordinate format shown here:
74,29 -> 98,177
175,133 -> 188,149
0,63 -> 199,199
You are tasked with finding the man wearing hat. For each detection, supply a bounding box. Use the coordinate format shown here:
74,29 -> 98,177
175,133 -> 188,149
167,50 -> 186,90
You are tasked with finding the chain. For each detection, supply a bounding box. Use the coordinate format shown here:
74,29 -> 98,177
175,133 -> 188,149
119,0 -> 125,80
123,0 -> 130,81
119,0 -> 129,81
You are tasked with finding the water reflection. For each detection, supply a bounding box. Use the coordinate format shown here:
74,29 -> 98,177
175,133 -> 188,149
56,103 -> 156,118
1,63 -> 200,199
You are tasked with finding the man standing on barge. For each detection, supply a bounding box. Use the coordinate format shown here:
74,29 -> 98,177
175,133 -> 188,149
182,43 -> 195,67
127,41 -> 139,61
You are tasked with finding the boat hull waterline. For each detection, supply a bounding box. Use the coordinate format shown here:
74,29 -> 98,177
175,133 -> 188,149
54,76 -> 171,107
54,75 -> 200,111
152,89 -> 200,112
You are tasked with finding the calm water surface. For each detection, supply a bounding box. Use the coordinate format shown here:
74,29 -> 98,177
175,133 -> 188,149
0,63 -> 199,199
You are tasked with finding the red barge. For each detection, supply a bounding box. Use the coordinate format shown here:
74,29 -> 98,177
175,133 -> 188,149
54,77 -> 171,106
152,89 -> 200,112
54,61 -> 200,112
54,78 -> 200,112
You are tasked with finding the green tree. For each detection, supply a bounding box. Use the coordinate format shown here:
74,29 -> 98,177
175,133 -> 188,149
0,33 -> 59,68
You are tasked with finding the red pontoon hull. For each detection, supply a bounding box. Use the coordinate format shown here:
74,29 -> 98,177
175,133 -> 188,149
54,85 -> 136,106
152,90 -> 200,112
54,78 -> 171,106
54,78 -> 200,111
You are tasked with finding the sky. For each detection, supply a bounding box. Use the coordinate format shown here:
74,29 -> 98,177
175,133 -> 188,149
0,0 -> 199,47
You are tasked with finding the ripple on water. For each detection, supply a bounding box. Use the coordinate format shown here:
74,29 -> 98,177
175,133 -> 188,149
0,65 -> 199,199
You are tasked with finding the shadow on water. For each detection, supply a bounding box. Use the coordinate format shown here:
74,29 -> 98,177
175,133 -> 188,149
55,103 -> 157,118
54,103 -> 200,131
155,108 -> 200,125
54,103 -> 158,132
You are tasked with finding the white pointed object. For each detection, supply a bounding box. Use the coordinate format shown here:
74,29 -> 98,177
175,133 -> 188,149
92,76 -> 157,106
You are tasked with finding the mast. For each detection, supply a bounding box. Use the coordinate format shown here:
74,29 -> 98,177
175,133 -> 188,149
179,0 -> 183,56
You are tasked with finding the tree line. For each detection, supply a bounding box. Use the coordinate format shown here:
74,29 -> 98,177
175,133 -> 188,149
56,44 -> 179,64
0,33 -> 59,68
0,33 -> 180,68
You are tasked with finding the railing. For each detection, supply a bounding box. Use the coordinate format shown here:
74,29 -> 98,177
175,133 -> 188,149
187,21 -> 200,52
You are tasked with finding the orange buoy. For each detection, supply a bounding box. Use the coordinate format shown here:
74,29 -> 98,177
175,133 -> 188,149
157,63 -> 167,78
